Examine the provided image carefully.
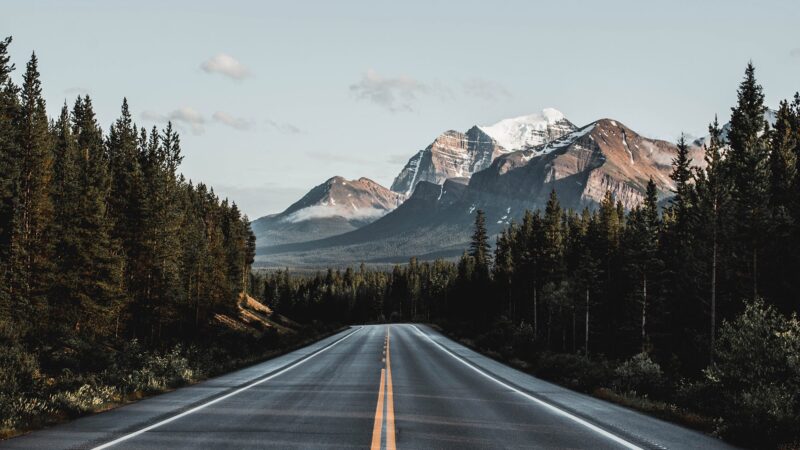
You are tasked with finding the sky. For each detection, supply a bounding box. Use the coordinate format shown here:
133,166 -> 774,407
4,0 -> 800,218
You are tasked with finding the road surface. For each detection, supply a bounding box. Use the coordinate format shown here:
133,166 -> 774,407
2,324 -> 735,449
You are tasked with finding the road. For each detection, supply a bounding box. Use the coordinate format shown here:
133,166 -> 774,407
2,324 -> 735,449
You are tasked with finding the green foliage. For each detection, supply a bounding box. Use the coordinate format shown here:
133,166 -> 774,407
705,299 -> 800,446
614,352 -> 664,396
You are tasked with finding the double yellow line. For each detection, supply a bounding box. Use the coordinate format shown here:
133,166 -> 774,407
371,326 -> 396,450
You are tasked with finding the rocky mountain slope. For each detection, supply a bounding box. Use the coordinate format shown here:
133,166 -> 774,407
251,176 -> 403,246
390,109 -> 576,195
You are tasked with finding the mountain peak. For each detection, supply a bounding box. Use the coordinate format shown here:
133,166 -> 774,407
478,108 -> 574,151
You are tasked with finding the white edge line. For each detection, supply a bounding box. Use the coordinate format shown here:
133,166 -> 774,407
411,325 -> 643,450
92,326 -> 364,449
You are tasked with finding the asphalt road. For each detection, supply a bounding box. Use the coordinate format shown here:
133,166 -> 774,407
2,324 -> 736,449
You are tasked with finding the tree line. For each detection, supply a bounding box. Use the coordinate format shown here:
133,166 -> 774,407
0,36 -> 256,353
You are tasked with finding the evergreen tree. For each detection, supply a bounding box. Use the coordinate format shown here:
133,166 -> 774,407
726,62 -> 770,300
49,96 -> 125,338
8,53 -> 54,334
622,179 -> 661,352
764,100 -> 798,313
693,117 -> 731,360
469,209 -> 491,270
0,36 -> 20,327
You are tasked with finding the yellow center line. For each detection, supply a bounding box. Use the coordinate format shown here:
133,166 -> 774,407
370,368 -> 386,450
386,326 -> 396,450
371,326 -> 397,450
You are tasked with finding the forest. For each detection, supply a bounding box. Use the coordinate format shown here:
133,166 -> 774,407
249,63 -> 800,448
0,36 -> 329,436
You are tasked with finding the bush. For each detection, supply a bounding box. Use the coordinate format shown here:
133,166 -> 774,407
0,343 -> 40,396
706,299 -> 800,447
49,384 -> 117,415
614,352 -> 665,396
119,346 -> 200,395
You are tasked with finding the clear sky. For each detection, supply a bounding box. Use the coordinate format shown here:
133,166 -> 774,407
4,0 -> 800,218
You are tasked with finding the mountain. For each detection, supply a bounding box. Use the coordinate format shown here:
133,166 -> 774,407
390,109 -> 576,195
467,118 -> 703,212
251,176 -> 403,246
255,118 -> 704,267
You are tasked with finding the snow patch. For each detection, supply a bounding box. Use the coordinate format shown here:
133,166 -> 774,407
479,108 -> 567,151
536,124 -> 596,155
622,131 -> 634,165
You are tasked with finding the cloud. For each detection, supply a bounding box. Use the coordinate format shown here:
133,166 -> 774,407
462,78 -> 511,101
200,53 -> 251,80
349,69 -> 432,112
213,111 -> 254,131
283,204 -> 389,223
265,119 -> 304,135
141,107 -> 206,134
791,48 -> 800,58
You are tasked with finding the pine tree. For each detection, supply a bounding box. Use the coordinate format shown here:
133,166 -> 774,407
8,53 -> 54,334
0,36 -> 19,326
726,62 -> 770,300
671,134 -> 693,223
469,209 -> 491,271
622,179 -> 661,352
764,100 -> 798,313
693,117 -> 730,361
50,96 -> 125,338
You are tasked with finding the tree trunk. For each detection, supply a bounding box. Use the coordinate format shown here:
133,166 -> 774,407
641,273 -> 647,352
533,285 -> 538,336
752,246 -> 758,300
584,288 -> 590,358
710,235 -> 717,363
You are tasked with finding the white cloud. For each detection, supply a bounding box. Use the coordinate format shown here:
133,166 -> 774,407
283,204 -> 389,223
462,78 -> 511,101
213,111 -> 254,131
265,119 -> 304,134
141,107 -> 206,134
200,53 -> 251,80
350,69 -> 431,112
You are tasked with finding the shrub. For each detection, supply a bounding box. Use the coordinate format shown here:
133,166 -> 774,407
0,343 -> 40,396
614,352 -> 665,396
706,299 -> 800,447
49,384 -> 117,415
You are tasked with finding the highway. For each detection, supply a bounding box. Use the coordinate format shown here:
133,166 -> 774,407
2,324 -> 735,449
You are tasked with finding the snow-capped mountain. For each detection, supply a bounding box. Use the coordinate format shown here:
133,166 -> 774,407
255,118 -> 706,267
390,109 -> 576,195
478,108 -> 577,151
468,118 -> 705,212
251,176 -> 403,246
